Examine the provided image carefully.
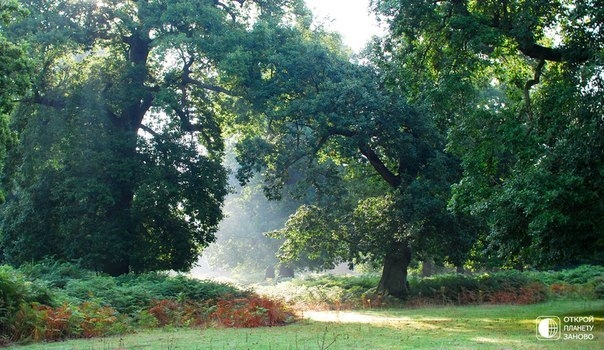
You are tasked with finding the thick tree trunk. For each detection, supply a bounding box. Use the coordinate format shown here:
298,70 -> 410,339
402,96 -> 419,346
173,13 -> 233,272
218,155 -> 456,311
378,242 -> 411,299
96,34 -> 151,276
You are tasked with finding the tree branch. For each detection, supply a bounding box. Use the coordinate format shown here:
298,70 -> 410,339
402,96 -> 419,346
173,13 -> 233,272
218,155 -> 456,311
32,92 -> 66,109
140,124 -> 161,138
182,75 -> 235,95
181,56 -> 236,95
523,59 -> 545,118
516,42 -> 590,63
170,103 -> 202,133
213,0 -> 237,22
458,0 -> 592,64
358,142 -> 401,188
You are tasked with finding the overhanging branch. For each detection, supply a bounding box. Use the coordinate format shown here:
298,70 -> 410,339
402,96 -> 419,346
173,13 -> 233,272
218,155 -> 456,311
182,75 -> 236,95
358,142 -> 401,188
517,42 -> 590,63
140,124 -> 161,138
181,55 -> 236,95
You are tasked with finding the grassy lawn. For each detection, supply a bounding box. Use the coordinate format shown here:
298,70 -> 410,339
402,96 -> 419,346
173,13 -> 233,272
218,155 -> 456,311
11,300 -> 603,349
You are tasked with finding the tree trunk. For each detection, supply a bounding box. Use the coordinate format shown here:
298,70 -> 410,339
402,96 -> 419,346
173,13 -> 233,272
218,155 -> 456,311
265,265 -> 275,279
378,242 -> 411,299
421,258 -> 434,277
278,265 -> 294,279
96,34 -> 150,276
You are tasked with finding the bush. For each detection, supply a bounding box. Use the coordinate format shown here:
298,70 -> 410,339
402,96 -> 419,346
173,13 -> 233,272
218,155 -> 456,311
0,266 -> 54,339
531,265 -> 604,285
594,279 -> 604,300
19,260 -> 96,289
407,271 -> 548,305
11,301 -> 129,342
210,297 -> 294,328
0,261 -> 295,346
56,272 -> 247,315
256,274 -> 381,309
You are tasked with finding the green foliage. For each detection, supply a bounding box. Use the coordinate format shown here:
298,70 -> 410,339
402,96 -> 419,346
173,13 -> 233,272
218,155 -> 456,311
532,265 -> 604,285
0,0 -> 312,274
408,271 -> 548,305
0,266 -> 53,340
0,262 -> 261,344
373,0 -> 604,269
256,274 -> 382,309
18,260 -> 96,289
16,261 -> 245,309
57,272 -> 246,315
0,0 -> 30,203
595,280 -> 604,300
291,274 -> 379,291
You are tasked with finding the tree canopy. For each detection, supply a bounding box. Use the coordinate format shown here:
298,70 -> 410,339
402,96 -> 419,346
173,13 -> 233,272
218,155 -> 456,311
0,0 -> 30,202
0,0 -> 306,275
372,0 -> 604,267
0,0 -> 601,297
230,22 -> 478,296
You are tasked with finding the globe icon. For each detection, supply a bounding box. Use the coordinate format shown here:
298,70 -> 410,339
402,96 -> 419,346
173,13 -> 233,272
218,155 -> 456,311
538,317 -> 559,339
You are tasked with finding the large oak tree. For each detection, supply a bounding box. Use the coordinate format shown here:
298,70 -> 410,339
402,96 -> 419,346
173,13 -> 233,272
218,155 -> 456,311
0,0 -> 305,275
233,25 -> 476,297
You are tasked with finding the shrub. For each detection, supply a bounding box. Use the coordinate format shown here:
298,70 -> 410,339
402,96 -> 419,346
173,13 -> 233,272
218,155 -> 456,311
210,296 -> 294,328
74,301 -> 124,338
148,300 -> 183,327
145,299 -> 214,328
142,274 -> 247,301
594,278 -> 604,299
407,271 -> 547,305
19,260 -> 96,289
532,265 -> 604,285
1,262 -> 292,345
9,301 -> 129,342
257,274 -> 382,309
11,303 -> 73,342
409,274 -> 481,303
0,266 -> 54,339
57,272 -> 245,315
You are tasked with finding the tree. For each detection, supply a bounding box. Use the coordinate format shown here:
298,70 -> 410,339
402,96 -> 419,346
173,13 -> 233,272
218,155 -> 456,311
0,0 -> 30,202
1,0 -> 306,275
233,25 -> 476,297
372,0 -> 604,267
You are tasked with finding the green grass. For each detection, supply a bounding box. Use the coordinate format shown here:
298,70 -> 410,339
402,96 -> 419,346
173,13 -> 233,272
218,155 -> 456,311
11,300 -> 603,349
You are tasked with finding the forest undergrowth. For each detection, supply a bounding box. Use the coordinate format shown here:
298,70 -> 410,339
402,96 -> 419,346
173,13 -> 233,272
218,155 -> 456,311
1,261 -> 602,346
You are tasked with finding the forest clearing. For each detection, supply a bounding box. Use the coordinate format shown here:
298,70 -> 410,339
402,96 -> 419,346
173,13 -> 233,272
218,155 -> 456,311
1,0 -> 602,349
